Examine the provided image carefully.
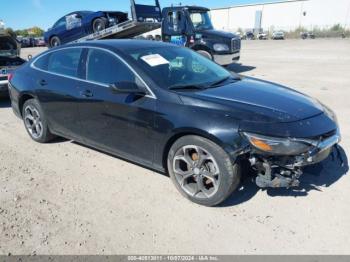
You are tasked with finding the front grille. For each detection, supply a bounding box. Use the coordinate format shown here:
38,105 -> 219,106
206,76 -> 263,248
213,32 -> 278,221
0,76 -> 7,81
231,38 -> 241,52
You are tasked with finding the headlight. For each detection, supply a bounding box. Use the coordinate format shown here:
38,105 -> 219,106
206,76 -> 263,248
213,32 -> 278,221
213,43 -> 230,52
243,132 -> 314,155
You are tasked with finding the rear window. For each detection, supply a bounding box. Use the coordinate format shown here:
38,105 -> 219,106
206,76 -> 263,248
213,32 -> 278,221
35,48 -> 83,78
34,54 -> 50,70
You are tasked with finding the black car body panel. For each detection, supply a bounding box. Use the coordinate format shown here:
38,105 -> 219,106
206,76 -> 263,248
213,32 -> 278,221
179,77 -> 324,123
9,40 -> 340,189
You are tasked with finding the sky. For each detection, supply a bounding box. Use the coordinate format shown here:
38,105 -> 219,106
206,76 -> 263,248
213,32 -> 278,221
1,0 -> 282,30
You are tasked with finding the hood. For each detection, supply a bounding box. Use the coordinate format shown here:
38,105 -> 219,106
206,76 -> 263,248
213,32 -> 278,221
198,29 -> 238,40
0,34 -> 20,58
179,77 -> 324,124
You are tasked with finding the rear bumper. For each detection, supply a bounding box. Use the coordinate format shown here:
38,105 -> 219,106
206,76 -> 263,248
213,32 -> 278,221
7,82 -> 22,118
213,52 -> 240,65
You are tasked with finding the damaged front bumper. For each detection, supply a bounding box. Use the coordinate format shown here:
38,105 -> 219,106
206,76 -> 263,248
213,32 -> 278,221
246,130 -> 341,188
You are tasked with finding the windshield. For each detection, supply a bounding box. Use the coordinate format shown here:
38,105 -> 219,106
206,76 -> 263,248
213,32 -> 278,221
123,46 -> 234,90
189,11 -> 214,30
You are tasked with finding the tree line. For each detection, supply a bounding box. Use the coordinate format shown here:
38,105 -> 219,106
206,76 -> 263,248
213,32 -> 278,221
4,27 -> 45,38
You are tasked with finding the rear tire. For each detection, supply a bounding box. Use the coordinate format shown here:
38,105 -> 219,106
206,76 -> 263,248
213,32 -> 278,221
22,99 -> 55,143
92,18 -> 106,33
167,135 -> 241,206
50,36 -> 61,48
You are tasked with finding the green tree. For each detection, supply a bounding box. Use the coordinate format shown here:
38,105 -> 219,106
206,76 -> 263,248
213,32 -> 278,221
14,27 -> 44,37
15,29 -> 29,37
29,27 -> 44,37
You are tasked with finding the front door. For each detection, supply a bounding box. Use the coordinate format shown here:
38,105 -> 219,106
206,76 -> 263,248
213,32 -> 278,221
64,13 -> 84,42
77,48 -> 156,165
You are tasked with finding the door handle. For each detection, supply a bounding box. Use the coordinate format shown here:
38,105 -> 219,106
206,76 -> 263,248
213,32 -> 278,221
38,79 -> 48,86
80,90 -> 93,98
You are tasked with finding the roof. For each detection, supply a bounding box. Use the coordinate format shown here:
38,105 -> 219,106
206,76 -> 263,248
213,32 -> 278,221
163,6 -> 210,12
64,39 -> 176,51
211,0 -> 309,10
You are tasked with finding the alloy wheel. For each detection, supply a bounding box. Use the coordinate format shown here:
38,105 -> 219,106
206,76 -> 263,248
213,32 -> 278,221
172,145 -> 220,199
94,20 -> 105,32
24,105 -> 43,139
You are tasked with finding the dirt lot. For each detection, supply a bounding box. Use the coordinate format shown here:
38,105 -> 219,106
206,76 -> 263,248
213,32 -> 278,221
0,39 -> 349,255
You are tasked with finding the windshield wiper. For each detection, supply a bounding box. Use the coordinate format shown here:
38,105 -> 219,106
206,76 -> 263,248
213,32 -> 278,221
169,84 -> 206,91
209,76 -> 241,88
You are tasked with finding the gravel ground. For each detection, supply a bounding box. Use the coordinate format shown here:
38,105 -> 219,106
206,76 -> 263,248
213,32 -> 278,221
0,39 -> 349,255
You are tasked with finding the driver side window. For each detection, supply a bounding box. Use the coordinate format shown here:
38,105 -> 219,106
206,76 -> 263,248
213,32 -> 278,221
86,49 -> 137,86
190,13 -> 203,27
54,17 -> 66,28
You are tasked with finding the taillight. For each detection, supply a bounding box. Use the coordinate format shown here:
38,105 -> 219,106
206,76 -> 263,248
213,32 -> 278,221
8,73 -> 14,82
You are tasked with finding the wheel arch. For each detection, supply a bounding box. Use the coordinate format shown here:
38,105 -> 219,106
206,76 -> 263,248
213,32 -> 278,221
18,93 -> 36,118
191,45 -> 214,60
191,44 -> 212,54
48,35 -> 59,48
91,17 -> 107,30
161,128 -> 233,171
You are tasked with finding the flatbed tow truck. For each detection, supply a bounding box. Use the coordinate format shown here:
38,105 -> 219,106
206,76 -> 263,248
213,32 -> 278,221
54,0 -> 241,65
70,0 -> 162,43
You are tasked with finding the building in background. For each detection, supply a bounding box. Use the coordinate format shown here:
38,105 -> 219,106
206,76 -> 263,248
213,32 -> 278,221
210,0 -> 350,33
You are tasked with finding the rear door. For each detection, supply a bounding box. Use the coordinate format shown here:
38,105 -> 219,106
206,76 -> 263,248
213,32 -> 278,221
77,48 -> 156,165
32,47 -> 85,139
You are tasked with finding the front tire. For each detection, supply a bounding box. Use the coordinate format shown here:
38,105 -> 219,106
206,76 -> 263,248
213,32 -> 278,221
196,50 -> 213,61
167,135 -> 241,206
92,18 -> 106,33
22,99 -> 55,143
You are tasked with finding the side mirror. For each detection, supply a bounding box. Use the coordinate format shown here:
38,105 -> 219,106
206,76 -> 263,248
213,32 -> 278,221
27,54 -> 33,60
109,82 -> 146,96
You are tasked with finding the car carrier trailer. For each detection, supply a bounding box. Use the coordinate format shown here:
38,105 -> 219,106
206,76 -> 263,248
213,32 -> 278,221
50,0 -> 162,45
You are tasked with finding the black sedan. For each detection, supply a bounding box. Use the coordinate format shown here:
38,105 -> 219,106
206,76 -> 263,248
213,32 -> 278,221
9,40 -> 340,206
